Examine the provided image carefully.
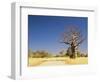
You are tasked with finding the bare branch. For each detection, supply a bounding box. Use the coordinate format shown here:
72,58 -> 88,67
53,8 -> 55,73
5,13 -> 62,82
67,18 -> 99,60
60,42 -> 70,45
60,25 -> 85,47
76,37 -> 86,47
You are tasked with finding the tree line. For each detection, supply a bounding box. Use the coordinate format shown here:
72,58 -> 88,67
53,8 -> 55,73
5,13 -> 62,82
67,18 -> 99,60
28,49 -> 88,58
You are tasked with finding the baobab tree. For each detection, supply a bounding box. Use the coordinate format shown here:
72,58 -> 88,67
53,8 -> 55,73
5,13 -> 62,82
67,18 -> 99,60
60,25 -> 85,58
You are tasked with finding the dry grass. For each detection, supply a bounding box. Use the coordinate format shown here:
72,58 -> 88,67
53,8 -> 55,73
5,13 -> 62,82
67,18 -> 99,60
28,57 -> 88,66
28,58 -> 45,66
65,57 -> 88,64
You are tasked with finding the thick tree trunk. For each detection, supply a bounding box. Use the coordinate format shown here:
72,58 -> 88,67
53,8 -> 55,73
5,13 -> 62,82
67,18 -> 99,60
70,46 -> 76,58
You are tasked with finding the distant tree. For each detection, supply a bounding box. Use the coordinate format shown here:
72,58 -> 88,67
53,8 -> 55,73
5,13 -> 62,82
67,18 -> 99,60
81,53 -> 85,57
28,49 -> 34,58
85,54 -> 88,57
29,50 -> 52,58
58,50 -> 67,57
80,53 -> 88,57
77,51 -> 81,57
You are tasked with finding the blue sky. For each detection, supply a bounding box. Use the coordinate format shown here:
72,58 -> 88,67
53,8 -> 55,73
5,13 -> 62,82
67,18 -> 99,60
28,15 -> 88,54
